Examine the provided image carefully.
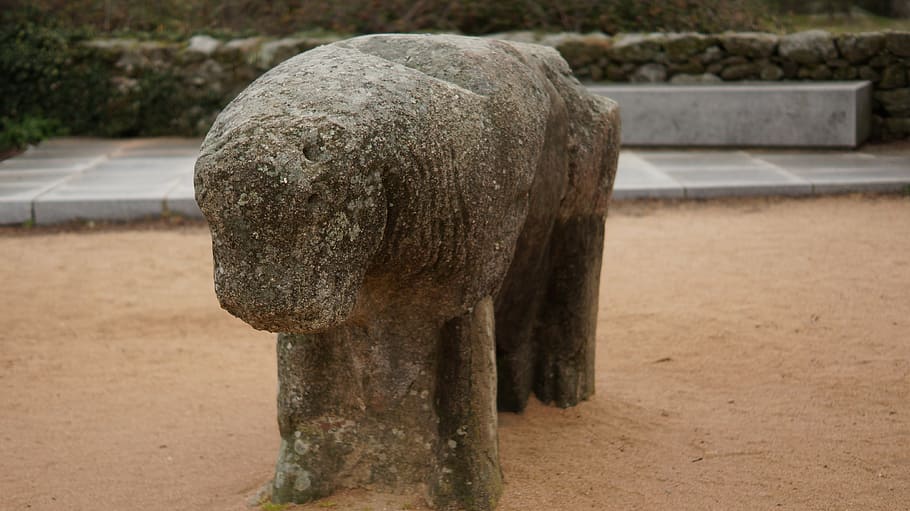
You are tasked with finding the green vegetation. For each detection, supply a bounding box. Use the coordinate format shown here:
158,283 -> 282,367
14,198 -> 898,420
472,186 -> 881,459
767,0 -> 910,31
0,116 -> 65,154
1,7 -> 227,149
7,0 -> 907,41
779,11 -> 910,32
7,0 -> 772,37
1,10 -> 114,149
259,500 -> 289,511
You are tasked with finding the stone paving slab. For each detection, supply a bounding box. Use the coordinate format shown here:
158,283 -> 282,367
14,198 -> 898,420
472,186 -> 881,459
753,151 -> 910,169
0,158 -> 96,171
612,152 -> 685,200
635,150 -> 814,198
10,137 -> 123,156
164,172 -> 203,218
92,158 -> 197,172
0,169 -> 81,224
750,151 -> 910,194
1,137 -> 909,225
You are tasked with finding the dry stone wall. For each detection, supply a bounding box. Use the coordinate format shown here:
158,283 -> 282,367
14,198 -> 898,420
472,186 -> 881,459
78,30 -> 910,140
546,30 -> 910,140
72,34 -> 336,136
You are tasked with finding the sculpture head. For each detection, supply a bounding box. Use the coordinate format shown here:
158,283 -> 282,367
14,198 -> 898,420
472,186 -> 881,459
194,117 -> 386,333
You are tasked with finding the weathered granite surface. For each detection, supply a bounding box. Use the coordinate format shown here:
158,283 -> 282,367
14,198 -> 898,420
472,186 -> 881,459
195,34 -> 620,510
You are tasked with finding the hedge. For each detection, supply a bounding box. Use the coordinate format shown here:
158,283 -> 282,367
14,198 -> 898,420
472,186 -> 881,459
9,0 -> 771,36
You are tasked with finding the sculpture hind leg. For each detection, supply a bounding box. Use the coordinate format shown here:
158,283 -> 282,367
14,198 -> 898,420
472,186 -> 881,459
532,215 -> 605,408
494,77 -> 571,413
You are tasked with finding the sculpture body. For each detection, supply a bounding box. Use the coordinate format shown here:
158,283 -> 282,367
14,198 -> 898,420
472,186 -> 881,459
195,34 -> 620,510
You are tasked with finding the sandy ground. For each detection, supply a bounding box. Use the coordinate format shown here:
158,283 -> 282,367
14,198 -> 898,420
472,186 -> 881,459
1,195 -> 908,511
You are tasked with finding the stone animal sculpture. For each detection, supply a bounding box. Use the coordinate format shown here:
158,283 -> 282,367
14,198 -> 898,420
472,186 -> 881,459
195,34 -> 620,510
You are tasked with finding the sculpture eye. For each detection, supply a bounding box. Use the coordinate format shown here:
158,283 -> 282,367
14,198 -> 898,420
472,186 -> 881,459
302,143 -> 323,162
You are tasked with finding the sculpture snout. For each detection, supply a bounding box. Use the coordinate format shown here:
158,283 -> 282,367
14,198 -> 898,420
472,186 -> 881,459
212,248 -> 359,334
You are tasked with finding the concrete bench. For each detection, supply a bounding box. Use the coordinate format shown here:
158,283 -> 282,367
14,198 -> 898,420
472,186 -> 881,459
588,82 -> 871,148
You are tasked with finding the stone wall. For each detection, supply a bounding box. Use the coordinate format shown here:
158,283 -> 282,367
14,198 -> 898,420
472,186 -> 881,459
78,30 -> 910,140
545,30 -> 910,140
75,34 -> 337,136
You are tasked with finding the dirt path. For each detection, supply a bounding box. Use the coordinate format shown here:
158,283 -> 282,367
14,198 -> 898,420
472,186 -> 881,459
1,195 -> 908,510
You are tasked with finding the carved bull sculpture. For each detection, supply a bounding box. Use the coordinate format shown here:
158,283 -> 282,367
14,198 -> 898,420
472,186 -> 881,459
195,34 -> 620,510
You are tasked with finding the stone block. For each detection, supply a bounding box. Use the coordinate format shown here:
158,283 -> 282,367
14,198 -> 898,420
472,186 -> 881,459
874,88 -> 910,116
605,64 -> 631,81
779,30 -> 838,65
668,59 -> 705,75
859,65 -> 881,82
836,32 -> 885,64
700,45 -> 724,64
759,63 -> 784,80
631,63 -> 667,82
186,35 -> 221,57
880,65 -> 908,89
719,56 -> 750,66
781,60 -> 800,78
540,31 -> 611,48
555,35 -> 612,68
719,32 -> 778,58
832,66 -> 859,80
798,64 -> 833,80
885,31 -> 910,57
257,37 -> 326,70
608,33 -> 665,62
869,54 -> 897,67
721,63 -> 759,80
663,33 -> 717,61
589,81 -> 872,147
669,73 -> 722,84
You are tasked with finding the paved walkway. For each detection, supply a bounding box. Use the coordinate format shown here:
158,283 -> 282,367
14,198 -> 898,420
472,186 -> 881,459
1,137 -> 909,225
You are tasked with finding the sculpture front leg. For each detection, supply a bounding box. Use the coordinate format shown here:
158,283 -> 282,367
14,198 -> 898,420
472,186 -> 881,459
271,298 -> 502,510
432,296 -> 502,510
272,324 -> 440,504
